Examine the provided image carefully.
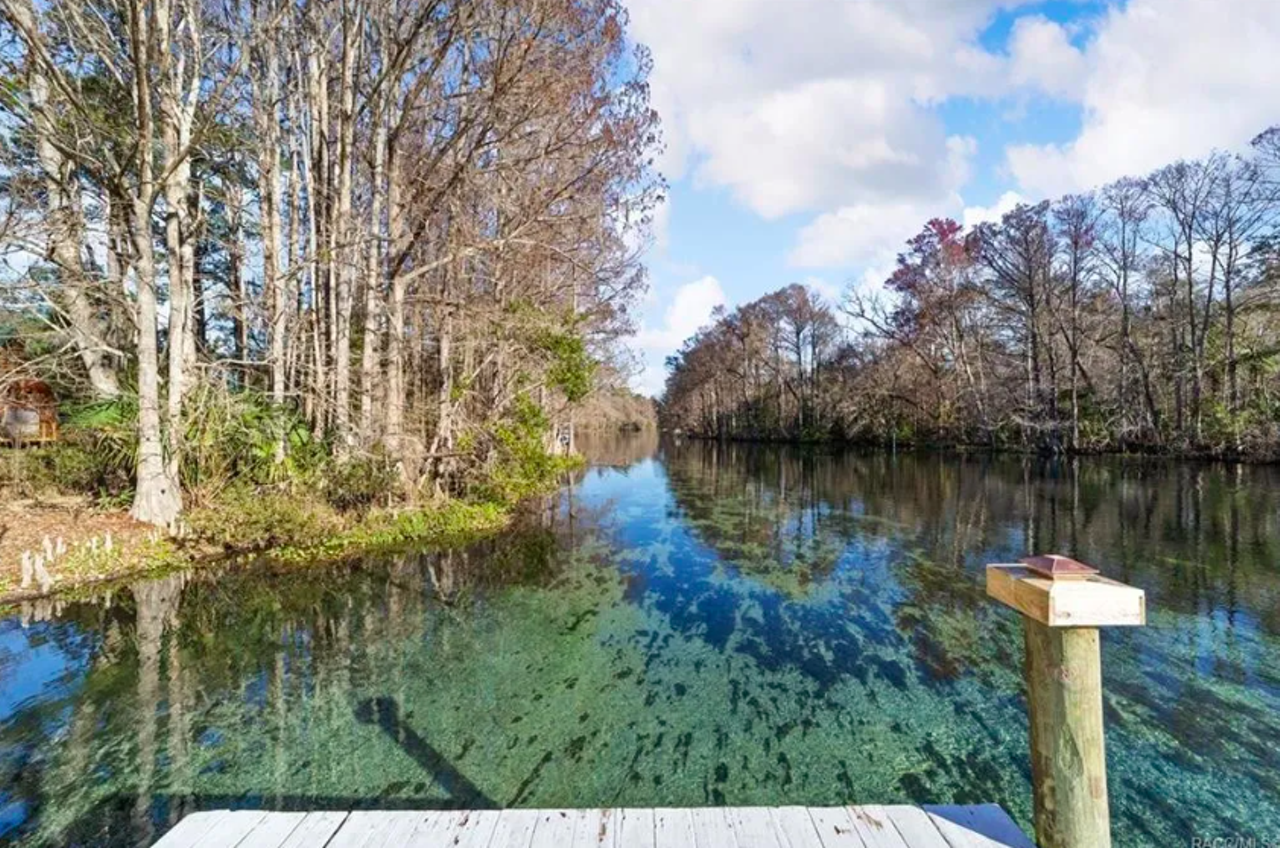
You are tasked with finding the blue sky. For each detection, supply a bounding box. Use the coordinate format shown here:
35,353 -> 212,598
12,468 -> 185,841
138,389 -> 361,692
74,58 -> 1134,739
622,0 -> 1280,395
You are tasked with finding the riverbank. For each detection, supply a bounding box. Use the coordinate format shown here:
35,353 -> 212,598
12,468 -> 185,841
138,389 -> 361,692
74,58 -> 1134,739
667,431 -> 1280,464
0,494 -> 514,605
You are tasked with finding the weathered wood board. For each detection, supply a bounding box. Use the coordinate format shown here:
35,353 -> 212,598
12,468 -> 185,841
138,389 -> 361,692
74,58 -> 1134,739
154,805 -> 1033,848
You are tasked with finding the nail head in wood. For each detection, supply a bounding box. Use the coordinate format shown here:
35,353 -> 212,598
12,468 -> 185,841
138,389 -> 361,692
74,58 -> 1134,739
986,559 -> 1145,628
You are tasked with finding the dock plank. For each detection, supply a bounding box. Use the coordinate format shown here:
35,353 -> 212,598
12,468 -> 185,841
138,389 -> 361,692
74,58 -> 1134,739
156,804 -> 1031,848
396,810 -> 453,847
489,808 -> 542,848
617,807 -> 656,848
425,809 -> 502,848
367,810 -> 432,846
569,808 -> 611,848
154,811 -> 229,848
327,809 -> 413,848
880,807 -> 948,848
530,808 -> 582,848
653,808 -> 698,847
195,810 -> 270,848
769,806 -> 821,848
922,805 -> 1035,848
725,806 -> 786,848
847,806 -> 910,848
276,812 -> 349,848
807,806 -> 867,848
688,807 -> 731,848
227,811 -> 304,848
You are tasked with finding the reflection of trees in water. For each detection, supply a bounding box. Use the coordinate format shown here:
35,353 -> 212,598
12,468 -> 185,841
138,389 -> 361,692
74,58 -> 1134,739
573,428 -> 659,469
654,438 -> 1280,725
649,442 -> 1280,842
6,444 -> 1280,846
658,440 -> 842,598
660,440 -> 1280,636
656,440 -> 1016,686
3,520 -> 584,846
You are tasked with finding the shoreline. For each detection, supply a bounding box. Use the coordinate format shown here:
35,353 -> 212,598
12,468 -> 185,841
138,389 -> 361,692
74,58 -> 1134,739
665,432 -> 1280,465
0,497 -> 514,608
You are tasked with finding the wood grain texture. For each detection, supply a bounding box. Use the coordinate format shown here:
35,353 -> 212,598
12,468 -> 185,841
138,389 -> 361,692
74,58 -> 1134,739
652,807 -> 698,847
847,805 -> 910,848
986,564 -> 1144,627
1025,620 -> 1111,848
878,807 -> 946,848
723,805 -> 785,848
152,811 -> 228,848
156,804 -> 1031,848
807,806 -> 869,848
770,806 -> 822,848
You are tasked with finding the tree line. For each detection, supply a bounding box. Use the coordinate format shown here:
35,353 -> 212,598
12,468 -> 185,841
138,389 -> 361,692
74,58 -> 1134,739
0,0 -> 662,525
661,129 -> 1280,458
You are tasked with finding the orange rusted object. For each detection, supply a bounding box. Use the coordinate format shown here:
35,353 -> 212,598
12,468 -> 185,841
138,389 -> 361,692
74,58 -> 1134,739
1,378 -> 59,445
1019,554 -> 1099,581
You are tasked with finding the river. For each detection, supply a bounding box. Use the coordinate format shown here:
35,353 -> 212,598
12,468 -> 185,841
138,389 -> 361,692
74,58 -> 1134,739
2,434 -> 1279,845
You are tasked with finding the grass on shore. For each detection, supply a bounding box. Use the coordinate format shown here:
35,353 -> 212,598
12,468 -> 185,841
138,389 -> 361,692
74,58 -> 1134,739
0,496 -> 517,604
1,388 -> 586,604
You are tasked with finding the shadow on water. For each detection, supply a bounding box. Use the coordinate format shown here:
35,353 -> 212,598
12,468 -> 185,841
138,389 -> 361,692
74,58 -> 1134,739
32,695 -> 496,846
353,697 -> 496,809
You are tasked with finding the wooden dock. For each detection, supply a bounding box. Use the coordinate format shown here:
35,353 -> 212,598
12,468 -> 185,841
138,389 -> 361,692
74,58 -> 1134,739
154,805 -> 1034,848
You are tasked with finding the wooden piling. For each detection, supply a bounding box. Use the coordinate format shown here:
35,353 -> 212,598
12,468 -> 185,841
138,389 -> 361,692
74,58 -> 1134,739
987,555 -> 1145,848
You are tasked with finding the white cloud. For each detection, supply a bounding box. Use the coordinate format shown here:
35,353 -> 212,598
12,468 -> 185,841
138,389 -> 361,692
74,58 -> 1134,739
853,260 -> 899,297
802,276 -> 843,306
962,190 -> 1026,228
1006,0 -> 1280,198
637,275 -> 726,351
634,275 -> 727,395
627,0 -> 1020,221
1007,16 -> 1087,100
789,200 -> 948,269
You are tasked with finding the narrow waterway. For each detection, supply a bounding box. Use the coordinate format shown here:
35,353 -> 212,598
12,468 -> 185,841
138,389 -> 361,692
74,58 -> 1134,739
2,434 -> 1278,846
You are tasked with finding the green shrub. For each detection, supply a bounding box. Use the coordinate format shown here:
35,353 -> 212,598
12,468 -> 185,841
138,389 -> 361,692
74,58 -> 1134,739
180,385 -> 327,502
536,329 -> 596,403
477,395 -> 580,503
0,438 -> 132,501
322,452 -> 398,512
186,487 -> 337,551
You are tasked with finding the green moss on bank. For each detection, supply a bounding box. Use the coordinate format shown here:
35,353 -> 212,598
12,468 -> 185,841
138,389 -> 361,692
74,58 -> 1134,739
267,499 -> 511,563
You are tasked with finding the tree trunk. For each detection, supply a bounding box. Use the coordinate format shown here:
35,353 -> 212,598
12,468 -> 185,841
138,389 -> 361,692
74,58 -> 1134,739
359,31 -> 387,445
384,153 -> 406,458
9,0 -> 122,399
331,8 -> 360,450
128,0 -> 181,528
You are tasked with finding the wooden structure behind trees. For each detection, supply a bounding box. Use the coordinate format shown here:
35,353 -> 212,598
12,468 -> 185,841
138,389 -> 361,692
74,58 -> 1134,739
0,378 -> 59,445
0,347 -> 59,445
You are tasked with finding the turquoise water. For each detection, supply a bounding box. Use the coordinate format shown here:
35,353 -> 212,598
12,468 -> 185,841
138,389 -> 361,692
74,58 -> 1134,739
2,435 -> 1280,846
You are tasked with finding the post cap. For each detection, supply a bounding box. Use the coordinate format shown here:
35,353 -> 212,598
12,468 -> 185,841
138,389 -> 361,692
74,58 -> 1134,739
987,556 -> 1145,628
1019,554 -> 1098,580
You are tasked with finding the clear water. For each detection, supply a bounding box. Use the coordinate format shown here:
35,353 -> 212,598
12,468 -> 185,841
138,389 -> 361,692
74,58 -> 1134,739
2,435 -> 1280,846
